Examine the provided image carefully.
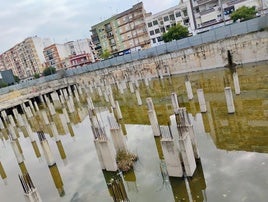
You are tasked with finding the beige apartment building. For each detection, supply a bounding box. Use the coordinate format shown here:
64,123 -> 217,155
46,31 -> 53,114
0,55 -> 6,71
43,44 -> 70,70
0,36 -> 52,79
91,2 -> 150,57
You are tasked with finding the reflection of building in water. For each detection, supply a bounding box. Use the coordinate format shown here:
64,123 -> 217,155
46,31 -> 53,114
0,161 -> 7,182
19,172 -> 42,202
169,161 -> 207,202
202,99 -> 268,153
103,171 -> 129,202
169,177 -> 189,202
49,122 -> 67,160
37,131 -> 65,197
48,165 -> 65,197
188,161 -> 207,202
122,169 -> 138,193
9,135 -> 28,174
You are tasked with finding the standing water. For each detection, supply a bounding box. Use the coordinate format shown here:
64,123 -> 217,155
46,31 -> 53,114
0,63 -> 267,202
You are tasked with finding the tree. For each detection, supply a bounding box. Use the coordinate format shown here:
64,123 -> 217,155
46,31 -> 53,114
162,24 -> 189,43
0,81 -> 8,88
14,75 -> 20,83
33,73 -> 40,79
101,49 -> 111,59
42,66 -> 56,76
230,6 -> 257,22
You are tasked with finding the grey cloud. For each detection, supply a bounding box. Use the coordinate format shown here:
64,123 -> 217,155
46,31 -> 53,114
0,0 -> 179,53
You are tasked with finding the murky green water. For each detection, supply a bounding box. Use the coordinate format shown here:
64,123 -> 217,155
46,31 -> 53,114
0,63 -> 267,201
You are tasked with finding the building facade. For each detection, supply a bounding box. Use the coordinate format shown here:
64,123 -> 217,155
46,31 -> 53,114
43,38 -> 96,70
69,53 -> 93,68
146,1 -> 195,47
91,2 -> 150,57
191,0 -> 263,33
0,55 -> 5,71
0,36 -> 52,79
43,44 -> 70,70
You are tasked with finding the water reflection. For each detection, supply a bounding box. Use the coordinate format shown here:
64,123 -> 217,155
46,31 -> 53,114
0,63 -> 267,201
103,171 -> 129,202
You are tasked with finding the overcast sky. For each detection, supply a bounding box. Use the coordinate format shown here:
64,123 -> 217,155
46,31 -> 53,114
0,0 -> 179,53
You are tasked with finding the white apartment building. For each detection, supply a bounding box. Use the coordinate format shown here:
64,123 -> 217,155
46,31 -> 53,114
43,38 -> 97,70
65,38 -> 97,62
191,0 -> 263,33
146,1 -> 195,47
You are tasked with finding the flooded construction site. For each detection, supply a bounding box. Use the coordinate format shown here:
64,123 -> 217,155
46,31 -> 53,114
0,62 -> 267,202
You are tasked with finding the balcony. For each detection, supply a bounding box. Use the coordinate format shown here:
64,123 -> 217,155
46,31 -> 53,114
196,0 -> 217,6
120,27 -> 135,35
135,23 -> 146,30
107,33 -> 114,39
105,26 -> 112,32
201,19 -> 217,27
227,0 -> 247,6
200,8 -> 215,15
91,35 -> 99,42
132,12 -> 143,20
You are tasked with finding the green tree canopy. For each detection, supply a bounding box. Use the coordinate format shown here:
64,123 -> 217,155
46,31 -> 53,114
101,49 -> 111,59
0,80 -> 8,88
162,24 -> 189,43
42,66 -> 56,76
14,75 -> 20,83
230,6 -> 257,22
33,73 -> 40,79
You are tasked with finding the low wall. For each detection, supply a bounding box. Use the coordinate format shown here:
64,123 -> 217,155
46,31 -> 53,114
78,30 -> 268,84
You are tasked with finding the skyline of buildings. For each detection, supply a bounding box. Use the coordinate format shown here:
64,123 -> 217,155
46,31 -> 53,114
0,0 -> 266,79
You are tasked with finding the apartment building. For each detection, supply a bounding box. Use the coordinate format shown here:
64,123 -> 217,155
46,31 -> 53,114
0,55 -> 5,71
146,1 -> 195,47
43,38 -> 96,69
65,38 -> 97,62
0,36 -> 52,79
191,0 -> 262,32
91,2 -> 150,57
69,53 -> 93,68
43,44 -> 70,70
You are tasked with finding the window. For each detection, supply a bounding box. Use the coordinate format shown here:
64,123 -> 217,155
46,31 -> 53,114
149,30 -> 154,36
160,27 -> 165,33
175,12 -> 181,17
155,28 -> 160,34
153,20 -> 158,25
148,22 -> 152,27
164,16 -> 169,22
169,14 -> 175,21
166,25 -> 170,30
182,10 -> 188,17
157,36 -> 163,42
183,19 -> 189,25
152,38 -> 156,43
